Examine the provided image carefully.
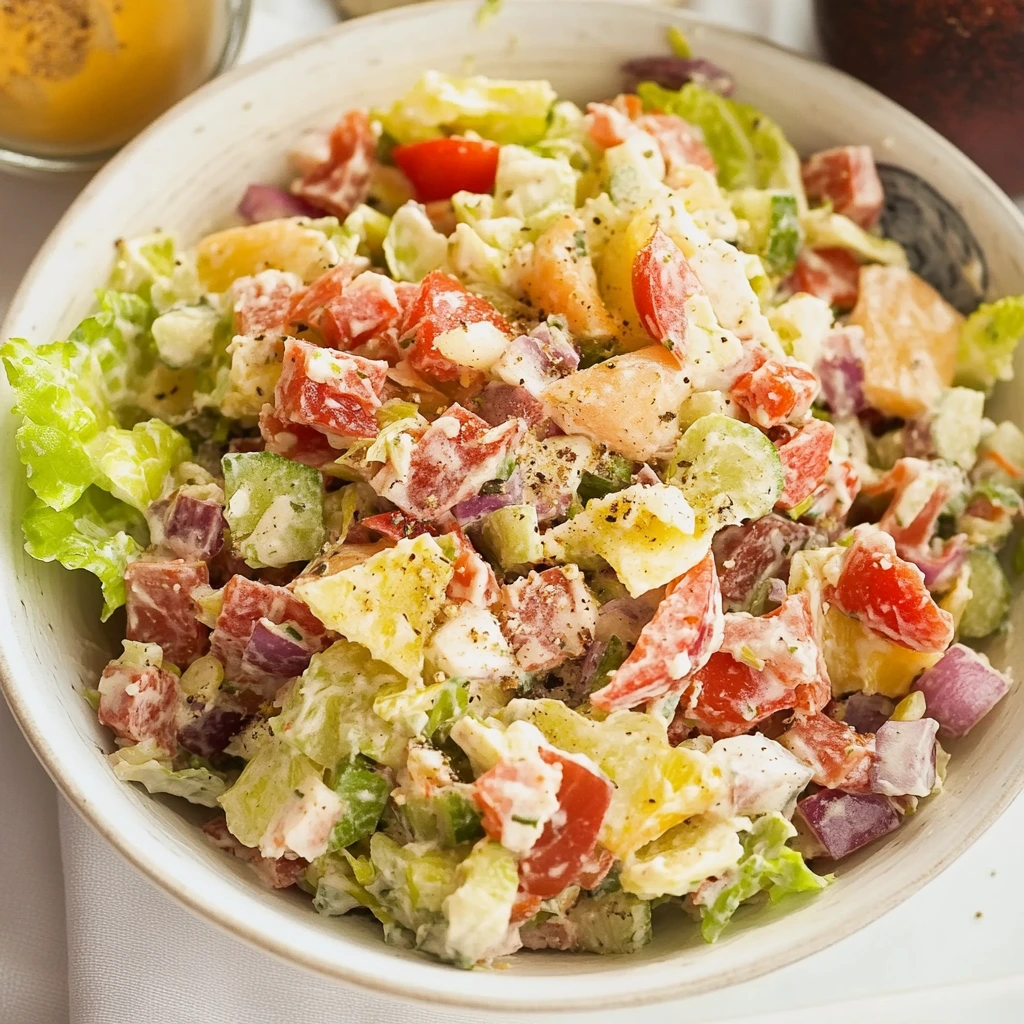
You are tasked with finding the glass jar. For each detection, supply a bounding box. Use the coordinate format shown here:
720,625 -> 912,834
0,0 -> 251,174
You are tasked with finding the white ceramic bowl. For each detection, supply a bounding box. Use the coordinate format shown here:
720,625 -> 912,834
3,1 -> 1024,1012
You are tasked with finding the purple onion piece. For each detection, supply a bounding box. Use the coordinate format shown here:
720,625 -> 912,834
634,464 -> 660,487
713,515 -> 828,606
241,618 -> 315,679
502,467 -> 525,504
475,382 -> 546,428
164,493 -> 227,562
841,692 -> 894,733
595,592 -> 661,645
621,56 -> 735,96
909,535 -> 969,593
815,328 -> 866,418
494,326 -> 580,397
529,321 -> 580,374
797,790 -> 901,860
913,644 -> 1011,739
238,183 -> 320,224
870,719 -> 939,797
578,639 -> 609,689
178,706 -> 246,759
766,577 -> 789,605
451,492 -> 516,527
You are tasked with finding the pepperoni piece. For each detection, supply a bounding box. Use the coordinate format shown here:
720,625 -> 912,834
399,271 -> 511,382
210,575 -> 328,686
447,529 -> 500,608
258,404 -> 341,469
291,109 -> 375,219
519,748 -> 614,898
98,661 -> 181,753
773,418 -> 836,510
632,227 -> 705,365
289,263 -> 364,331
802,145 -> 883,229
637,112 -> 716,178
203,818 -> 307,889
501,566 -> 598,673
779,711 -> 876,792
591,552 -> 722,712
295,270 -> 404,353
373,403 -> 523,520
232,270 -> 302,338
789,248 -> 861,310
125,560 -> 210,668
731,352 -> 819,429
827,528 -> 954,653
274,337 -> 388,440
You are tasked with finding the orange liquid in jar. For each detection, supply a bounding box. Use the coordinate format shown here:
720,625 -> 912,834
0,0 -> 225,157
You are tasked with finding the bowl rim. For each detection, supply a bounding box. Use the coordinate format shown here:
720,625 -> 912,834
4,0 -> 1024,1011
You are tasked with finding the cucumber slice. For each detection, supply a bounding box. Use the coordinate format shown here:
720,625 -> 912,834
732,189 -> 802,276
959,548 -> 1012,639
479,503 -> 544,569
668,413 -> 783,527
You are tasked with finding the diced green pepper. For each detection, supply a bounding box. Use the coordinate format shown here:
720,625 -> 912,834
588,635 -> 629,692
328,757 -> 390,851
578,453 -> 634,505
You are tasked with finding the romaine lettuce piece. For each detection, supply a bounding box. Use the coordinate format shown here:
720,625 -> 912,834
767,293 -> 834,366
927,386 -> 986,470
151,303 -> 221,369
532,100 -> 597,173
567,890 -> 652,954
343,203 -> 392,262
975,420 -> 1024,491
441,840 -> 519,965
292,535 -> 452,684
543,483 -> 711,597
479,503 -> 544,570
955,295 -> 1024,391
405,787 -> 485,848
109,231 -> 204,311
328,757 -> 391,850
492,145 -> 578,233
620,815 -> 744,899
801,207 -> 907,266
698,812 -> 829,942
383,201 -> 449,282
272,640 -> 409,770
14,422 -> 94,511
218,735 -> 321,848
376,71 -> 556,146
22,487 -> 143,620
108,742 -> 228,808
503,698 -> 722,858
222,451 -> 325,568
311,852 -> 386,919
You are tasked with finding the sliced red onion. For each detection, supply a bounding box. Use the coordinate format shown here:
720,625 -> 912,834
595,591 -> 662,645
908,534 -> 968,593
797,790 -> 901,860
240,618 -> 316,679
178,706 -> 246,759
530,321 -> 580,374
913,643 -> 1011,738
163,493 -> 226,562
815,328 -> 866,417
841,692 -> 894,733
767,577 -> 789,605
475,382 -> 546,429
622,56 -> 735,96
870,718 -> 938,797
238,183 -> 320,224
493,324 -> 580,397
450,491 -> 516,527
713,515 -> 827,606
578,638 -> 608,689
634,464 -> 660,486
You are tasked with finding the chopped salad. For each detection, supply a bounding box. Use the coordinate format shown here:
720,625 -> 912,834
5,38 -> 1022,967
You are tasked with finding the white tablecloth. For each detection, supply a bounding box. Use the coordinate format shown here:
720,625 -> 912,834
2,3 -> 1024,1022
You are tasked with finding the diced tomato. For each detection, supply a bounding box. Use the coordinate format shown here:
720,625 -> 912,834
807,454 -> 860,524
862,458 -> 956,558
731,351 -> 819,429
210,575 -> 328,686
610,92 -> 644,120
802,145 -> 884,229
259,405 -> 341,469
500,566 -> 598,673
447,528 -> 501,607
291,109 -> 375,219
360,510 -> 448,541
392,136 -> 500,203
789,248 -> 861,310
584,101 -> 637,148
289,263 -> 363,332
779,711 -> 875,792
97,661 -> 180,753
475,757 -> 557,847
274,337 -> 388,440
683,592 -> 829,738
373,402 -> 523,520
510,890 -> 544,927
774,418 -> 836,510
573,844 -> 615,891
203,818 -> 307,889
827,527 -> 954,653
632,227 -> 705,365
125,559 -> 210,667
314,271 -> 405,352
399,271 -> 512,382
591,552 -> 722,712
519,748 -> 614,898
637,113 -> 716,178
232,270 -> 302,338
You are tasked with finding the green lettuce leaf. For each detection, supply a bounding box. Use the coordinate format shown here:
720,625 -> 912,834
955,295 -> 1024,391
109,742 -> 229,807
376,71 -> 557,146
22,487 -> 144,620
801,207 -> 906,267
699,812 -> 829,942
383,201 -> 449,282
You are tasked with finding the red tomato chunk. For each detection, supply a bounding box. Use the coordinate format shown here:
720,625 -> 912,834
802,145 -> 884,229
259,405 -> 341,469
789,247 -> 861,310
291,109 -> 375,219
731,350 -> 819,429
392,137 -> 500,203
125,559 -> 210,667
780,711 -> 876,792
233,270 -> 301,338
774,418 -> 835,510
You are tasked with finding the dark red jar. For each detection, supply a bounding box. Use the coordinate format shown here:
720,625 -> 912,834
814,0 -> 1024,194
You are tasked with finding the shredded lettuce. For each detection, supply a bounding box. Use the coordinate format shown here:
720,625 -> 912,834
376,71 -> 557,146
109,742 -> 229,808
801,207 -> 907,266
383,202 -> 449,282
955,295 -> 1024,391
698,813 -> 829,942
